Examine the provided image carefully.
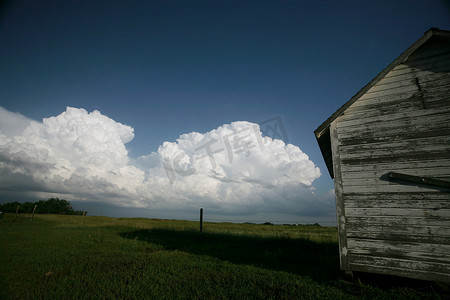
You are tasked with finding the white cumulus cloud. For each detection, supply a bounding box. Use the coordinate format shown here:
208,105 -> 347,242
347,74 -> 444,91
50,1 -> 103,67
0,107 -> 145,206
0,106 -> 331,217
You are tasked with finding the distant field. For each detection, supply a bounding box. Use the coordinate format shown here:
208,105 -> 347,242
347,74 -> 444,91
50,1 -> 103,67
0,214 -> 444,299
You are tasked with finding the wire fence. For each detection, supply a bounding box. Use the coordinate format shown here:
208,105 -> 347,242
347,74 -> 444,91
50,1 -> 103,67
179,216 -> 337,226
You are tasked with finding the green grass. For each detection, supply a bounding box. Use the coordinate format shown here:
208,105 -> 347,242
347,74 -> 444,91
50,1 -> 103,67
0,214 -> 444,299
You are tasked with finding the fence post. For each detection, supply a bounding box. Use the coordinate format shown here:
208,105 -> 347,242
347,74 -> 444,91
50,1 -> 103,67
80,211 -> 87,226
31,205 -> 37,221
13,205 -> 19,222
200,208 -> 203,234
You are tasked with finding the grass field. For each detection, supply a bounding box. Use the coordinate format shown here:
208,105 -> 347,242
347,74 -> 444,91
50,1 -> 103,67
0,214 -> 445,299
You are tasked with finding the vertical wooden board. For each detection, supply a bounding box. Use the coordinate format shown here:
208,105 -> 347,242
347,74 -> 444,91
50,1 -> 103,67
330,120 -> 350,273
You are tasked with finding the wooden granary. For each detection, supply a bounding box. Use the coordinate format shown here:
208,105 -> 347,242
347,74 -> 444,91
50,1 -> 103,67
314,28 -> 450,282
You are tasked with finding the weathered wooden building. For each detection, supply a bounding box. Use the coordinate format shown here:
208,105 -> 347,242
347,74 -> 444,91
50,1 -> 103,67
314,28 -> 450,282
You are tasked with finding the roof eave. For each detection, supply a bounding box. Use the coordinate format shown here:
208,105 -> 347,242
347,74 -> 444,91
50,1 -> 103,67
314,28 -> 448,140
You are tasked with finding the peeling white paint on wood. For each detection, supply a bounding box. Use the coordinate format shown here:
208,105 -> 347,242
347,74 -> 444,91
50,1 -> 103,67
345,207 -> 450,218
338,106 -> 450,129
342,160 -> 450,173
347,225 -> 450,239
316,30 -> 450,282
344,185 -> 448,194
349,255 -> 450,275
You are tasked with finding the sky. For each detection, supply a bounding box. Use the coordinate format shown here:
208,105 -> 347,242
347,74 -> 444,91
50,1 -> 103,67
0,1 -> 449,225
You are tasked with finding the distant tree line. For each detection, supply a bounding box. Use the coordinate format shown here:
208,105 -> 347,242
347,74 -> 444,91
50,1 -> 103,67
0,198 -> 86,215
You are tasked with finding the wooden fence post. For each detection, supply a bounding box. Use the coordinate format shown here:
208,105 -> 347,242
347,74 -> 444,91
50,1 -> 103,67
80,211 -> 87,226
31,205 -> 37,221
13,205 -> 19,222
200,208 -> 203,234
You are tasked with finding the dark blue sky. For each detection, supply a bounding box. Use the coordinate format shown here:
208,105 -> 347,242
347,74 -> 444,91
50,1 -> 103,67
0,0 -> 449,220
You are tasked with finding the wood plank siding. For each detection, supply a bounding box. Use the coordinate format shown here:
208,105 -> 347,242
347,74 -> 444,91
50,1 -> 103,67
315,29 -> 450,282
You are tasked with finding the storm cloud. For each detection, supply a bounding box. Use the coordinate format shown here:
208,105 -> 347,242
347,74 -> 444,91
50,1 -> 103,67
0,107 -> 333,218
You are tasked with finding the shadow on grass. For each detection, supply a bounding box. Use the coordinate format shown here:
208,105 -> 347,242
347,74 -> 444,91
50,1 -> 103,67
120,229 -> 340,282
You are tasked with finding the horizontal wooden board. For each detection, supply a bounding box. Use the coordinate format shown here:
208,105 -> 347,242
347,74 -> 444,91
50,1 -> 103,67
347,233 -> 449,245
407,50 -> 450,70
341,175 -> 450,188
339,128 -> 450,146
346,221 -> 450,234
347,238 -> 450,260
340,135 -> 450,152
341,160 -> 450,173
345,207 -> 450,219
383,60 -> 450,81
342,179 -> 450,191
348,92 -> 449,118
378,53 -> 450,81
346,215 -> 450,228
423,79 -> 450,92
344,191 -> 450,200
343,184 -> 450,193
365,77 -> 417,95
339,131 -> 450,151
406,47 -> 450,61
419,74 -> 450,87
423,97 -> 450,106
338,105 -> 450,129
350,76 -> 449,109
340,135 -> 449,156
347,90 -> 449,115
348,251 -> 449,267
340,148 -> 449,165
338,109 -> 450,134
342,167 -> 450,180
422,80 -> 450,96
425,97 -> 450,108
423,86 -> 450,103
364,72 -> 449,96
340,152 -> 450,167
344,198 -> 450,210
416,70 -> 450,86
347,89 -> 417,110
426,99 -> 450,110
341,96 -> 424,122
346,225 -> 450,243
338,118 -> 450,146
408,47 -> 450,62
348,259 -> 450,282
376,69 -> 416,85
348,254 -> 450,275
358,84 -> 418,100
382,64 -> 415,77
